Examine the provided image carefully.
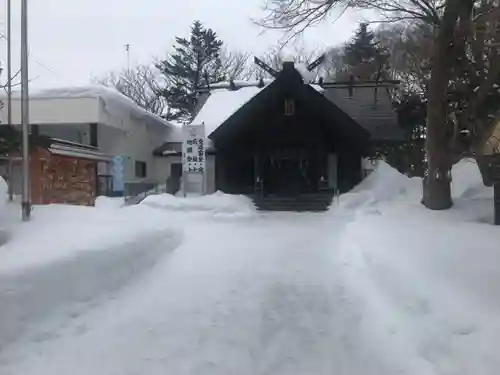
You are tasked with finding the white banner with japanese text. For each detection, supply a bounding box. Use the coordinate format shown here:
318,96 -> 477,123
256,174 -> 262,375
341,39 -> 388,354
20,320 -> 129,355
182,124 -> 206,194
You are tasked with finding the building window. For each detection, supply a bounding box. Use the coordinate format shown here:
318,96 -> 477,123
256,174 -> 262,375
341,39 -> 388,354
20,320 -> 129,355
284,99 -> 295,116
135,161 -> 147,178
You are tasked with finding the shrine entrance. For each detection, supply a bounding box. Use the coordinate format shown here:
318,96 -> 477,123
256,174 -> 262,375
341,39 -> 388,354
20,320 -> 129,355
258,148 -> 320,196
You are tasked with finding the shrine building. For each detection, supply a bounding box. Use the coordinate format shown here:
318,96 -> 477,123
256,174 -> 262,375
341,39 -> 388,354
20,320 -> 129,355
154,60 -> 403,211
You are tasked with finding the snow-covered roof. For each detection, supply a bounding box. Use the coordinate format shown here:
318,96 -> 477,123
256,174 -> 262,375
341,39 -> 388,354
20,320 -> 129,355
208,79 -> 273,89
11,85 -> 172,129
192,65 -> 400,141
294,63 -> 316,83
192,86 -> 264,136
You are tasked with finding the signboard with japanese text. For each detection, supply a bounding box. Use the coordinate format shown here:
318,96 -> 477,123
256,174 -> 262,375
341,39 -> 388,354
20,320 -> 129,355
182,124 -> 206,194
182,124 -> 206,173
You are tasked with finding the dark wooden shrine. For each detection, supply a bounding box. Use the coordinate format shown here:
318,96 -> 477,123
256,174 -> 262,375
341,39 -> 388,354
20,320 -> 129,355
209,61 -> 371,197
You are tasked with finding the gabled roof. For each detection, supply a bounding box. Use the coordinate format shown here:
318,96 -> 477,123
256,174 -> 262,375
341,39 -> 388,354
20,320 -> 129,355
209,62 -> 370,146
192,86 -> 264,137
323,84 -> 401,140
192,70 -> 402,141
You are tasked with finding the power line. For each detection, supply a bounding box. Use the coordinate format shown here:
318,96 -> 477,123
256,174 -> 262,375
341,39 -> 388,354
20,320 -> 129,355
34,59 -> 59,77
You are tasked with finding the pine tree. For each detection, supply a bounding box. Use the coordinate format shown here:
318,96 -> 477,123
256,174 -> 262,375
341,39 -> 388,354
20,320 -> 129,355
0,125 -> 21,156
343,23 -> 387,80
0,125 -> 51,156
157,21 -> 225,122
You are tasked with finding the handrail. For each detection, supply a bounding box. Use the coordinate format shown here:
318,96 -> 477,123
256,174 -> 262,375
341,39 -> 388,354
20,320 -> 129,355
124,183 -> 167,206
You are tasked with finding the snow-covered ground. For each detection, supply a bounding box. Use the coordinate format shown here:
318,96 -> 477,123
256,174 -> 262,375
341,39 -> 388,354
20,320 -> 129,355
0,160 -> 499,374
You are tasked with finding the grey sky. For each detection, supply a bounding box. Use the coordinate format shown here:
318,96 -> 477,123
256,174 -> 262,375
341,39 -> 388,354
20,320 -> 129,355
1,0 -> 367,89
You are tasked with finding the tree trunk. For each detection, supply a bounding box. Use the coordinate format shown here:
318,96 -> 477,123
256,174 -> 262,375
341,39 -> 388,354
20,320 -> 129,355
422,0 -> 460,210
424,89 -> 453,209
423,116 -> 453,209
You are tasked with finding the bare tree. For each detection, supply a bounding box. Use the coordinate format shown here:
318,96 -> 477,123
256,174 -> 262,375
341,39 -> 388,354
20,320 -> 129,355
374,22 -> 433,95
220,48 -> 253,80
1,69 -> 21,95
95,64 -> 166,116
322,46 -> 347,78
259,0 -> 500,211
258,0 -> 443,34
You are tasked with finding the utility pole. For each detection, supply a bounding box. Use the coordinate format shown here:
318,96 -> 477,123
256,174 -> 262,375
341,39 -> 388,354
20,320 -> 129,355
125,44 -> 131,73
7,0 -> 13,201
21,0 -> 31,221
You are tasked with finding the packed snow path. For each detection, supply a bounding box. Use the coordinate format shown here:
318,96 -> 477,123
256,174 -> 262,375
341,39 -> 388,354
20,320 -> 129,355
1,205 -> 499,375
0,212 -> 394,375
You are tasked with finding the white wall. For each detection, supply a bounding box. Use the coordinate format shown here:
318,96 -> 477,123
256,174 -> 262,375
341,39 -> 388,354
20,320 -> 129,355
206,155 -> 216,193
0,97 -> 100,125
152,154 -> 215,194
98,117 -> 171,186
154,157 -> 176,184
0,94 -> 176,194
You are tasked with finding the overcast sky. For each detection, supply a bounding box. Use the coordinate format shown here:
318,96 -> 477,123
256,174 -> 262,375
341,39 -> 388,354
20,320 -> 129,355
1,0 -> 368,89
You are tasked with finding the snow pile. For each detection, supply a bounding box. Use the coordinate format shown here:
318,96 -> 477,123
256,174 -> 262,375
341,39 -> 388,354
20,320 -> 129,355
335,158 -> 494,223
1,159 -> 500,374
140,191 -> 256,217
451,158 -> 491,199
0,204 -> 179,273
338,198 -> 500,374
0,177 -> 9,210
94,196 -> 125,209
352,160 -> 416,196
192,86 -> 264,136
337,160 -> 421,210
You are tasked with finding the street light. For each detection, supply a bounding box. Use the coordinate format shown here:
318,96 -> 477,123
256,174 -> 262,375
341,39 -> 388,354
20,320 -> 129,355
21,0 -> 31,221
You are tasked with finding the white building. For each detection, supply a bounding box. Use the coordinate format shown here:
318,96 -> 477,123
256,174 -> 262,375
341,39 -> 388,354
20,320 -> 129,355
0,85 -> 176,197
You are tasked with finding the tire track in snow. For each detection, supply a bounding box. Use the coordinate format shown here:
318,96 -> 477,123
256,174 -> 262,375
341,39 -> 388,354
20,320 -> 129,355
0,213 -> 398,375
0,228 -> 182,353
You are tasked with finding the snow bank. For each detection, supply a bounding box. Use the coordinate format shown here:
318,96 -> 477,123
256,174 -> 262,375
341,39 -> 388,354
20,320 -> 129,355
94,196 -> 125,209
331,158 -> 499,372
335,159 -> 494,223
339,201 -> 500,374
353,161 -> 417,196
451,158 -> 491,199
0,177 -> 8,210
337,161 -> 421,210
140,191 -> 256,217
0,204 -> 180,273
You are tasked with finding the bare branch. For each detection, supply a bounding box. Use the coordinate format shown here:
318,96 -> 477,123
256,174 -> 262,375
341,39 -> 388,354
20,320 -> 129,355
220,48 -> 253,80
256,0 -> 445,38
94,64 -> 166,116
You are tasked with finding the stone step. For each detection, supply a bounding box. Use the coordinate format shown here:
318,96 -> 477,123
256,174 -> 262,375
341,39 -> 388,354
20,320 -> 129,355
252,193 -> 334,212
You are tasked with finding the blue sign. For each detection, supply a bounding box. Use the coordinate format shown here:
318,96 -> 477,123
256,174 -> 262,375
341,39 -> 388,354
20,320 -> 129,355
111,155 -> 124,192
